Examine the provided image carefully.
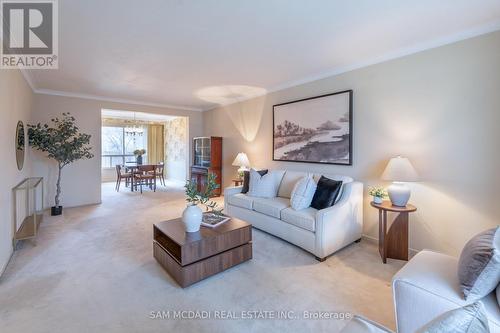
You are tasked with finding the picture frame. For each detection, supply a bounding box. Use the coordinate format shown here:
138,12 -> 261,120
272,90 -> 353,165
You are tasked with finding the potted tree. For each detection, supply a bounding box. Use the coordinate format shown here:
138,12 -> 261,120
28,113 -> 94,216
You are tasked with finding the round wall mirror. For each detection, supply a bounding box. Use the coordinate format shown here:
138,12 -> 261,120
16,121 -> 25,170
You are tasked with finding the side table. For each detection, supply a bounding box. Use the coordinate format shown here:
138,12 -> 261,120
370,201 -> 417,264
232,179 -> 244,186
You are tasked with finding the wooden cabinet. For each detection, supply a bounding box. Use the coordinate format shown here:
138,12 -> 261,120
191,137 -> 222,196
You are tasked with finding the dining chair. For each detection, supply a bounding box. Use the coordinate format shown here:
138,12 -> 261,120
147,162 -> 165,186
134,164 -> 156,193
115,165 -> 132,192
156,162 -> 165,186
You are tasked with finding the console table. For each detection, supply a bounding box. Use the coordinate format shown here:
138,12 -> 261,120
12,177 -> 44,248
370,201 -> 417,264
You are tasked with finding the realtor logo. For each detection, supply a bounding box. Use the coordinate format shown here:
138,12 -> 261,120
1,0 -> 58,68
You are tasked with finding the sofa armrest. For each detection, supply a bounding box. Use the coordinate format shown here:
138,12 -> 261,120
392,250 -> 466,333
314,181 -> 363,257
224,186 -> 243,197
393,250 -> 500,333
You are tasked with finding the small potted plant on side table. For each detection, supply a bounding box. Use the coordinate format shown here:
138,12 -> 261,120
369,186 -> 387,205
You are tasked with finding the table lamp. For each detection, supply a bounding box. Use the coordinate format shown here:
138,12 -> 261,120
232,152 -> 250,179
381,156 -> 418,207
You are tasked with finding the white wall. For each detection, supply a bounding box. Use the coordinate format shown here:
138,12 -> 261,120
0,69 -> 33,274
203,31 -> 500,256
31,94 -> 203,208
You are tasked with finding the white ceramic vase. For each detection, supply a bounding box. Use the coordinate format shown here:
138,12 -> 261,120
182,204 -> 202,232
373,196 -> 383,204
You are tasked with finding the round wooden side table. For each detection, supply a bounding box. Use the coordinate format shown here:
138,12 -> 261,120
232,179 -> 244,186
370,201 -> 417,264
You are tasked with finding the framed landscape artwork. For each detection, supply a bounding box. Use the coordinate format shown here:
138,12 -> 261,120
273,90 -> 352,165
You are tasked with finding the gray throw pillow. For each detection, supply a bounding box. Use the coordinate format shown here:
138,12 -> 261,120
497,284 -> 500,307
458,226 -> 500,300
417,302 -> 489,333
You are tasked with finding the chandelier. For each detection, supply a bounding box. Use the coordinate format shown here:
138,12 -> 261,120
125,113 -> 144,136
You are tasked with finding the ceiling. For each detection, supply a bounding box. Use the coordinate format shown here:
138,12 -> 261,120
26,0 -> 500,111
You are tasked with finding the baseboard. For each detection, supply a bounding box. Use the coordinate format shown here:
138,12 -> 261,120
362,234 -> 419,258
43,201 -> 102,210
0,247 -> 14,281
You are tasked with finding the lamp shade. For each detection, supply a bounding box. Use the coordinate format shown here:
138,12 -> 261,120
381,156 -> 418,182
232,152 -> 250,168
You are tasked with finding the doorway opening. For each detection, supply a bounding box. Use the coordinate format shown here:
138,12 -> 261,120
100,109 -> 189,190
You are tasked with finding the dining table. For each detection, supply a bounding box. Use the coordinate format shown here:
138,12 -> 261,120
123,162 -> 162,192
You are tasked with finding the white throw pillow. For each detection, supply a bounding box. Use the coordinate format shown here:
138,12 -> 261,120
248,169 -> 280,198
290,175 -> 317,210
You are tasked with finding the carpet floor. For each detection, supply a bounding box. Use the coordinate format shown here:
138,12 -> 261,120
0,182 -> 404,333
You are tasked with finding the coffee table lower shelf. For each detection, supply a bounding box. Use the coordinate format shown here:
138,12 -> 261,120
153,241 -> 252,288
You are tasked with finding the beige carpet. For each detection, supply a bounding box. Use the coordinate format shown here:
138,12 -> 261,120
0,182 -> 404,333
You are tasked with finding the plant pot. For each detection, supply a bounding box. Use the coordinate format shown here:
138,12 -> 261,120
136,155 -> 143,165
51,206 -> 63,216
182,204 -> 202,232
373,196 -> 383,204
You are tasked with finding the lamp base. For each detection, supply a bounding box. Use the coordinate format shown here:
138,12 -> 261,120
387,182 -> 411,207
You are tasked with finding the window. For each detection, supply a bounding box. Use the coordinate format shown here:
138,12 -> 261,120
101,125 -> 148,168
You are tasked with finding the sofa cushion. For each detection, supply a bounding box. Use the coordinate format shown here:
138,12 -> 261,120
281,207 -> 317,232
253,197 -> 290,218
314,174 -> 353,203
278,170 -> 308,198
290,175 -> 317,210
248,169 -> 285,198
277,171 -> 353,200
417,301 -> 490,333
458,226 -> 500,301
313,174 -> 352,183
310,176 -> 343,210
241,169 -> 268,194
226,193 -> 255,210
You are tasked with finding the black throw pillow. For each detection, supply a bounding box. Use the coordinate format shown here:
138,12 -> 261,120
310,176 -> 343,210
241,169 -> 268,193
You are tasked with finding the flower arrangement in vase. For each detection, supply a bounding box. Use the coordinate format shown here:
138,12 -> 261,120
133,149 -> 146,164
368,186 -> 388,204
183,173 -> 222,232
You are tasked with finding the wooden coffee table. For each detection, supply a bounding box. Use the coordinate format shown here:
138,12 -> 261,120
153,217 -> 252,287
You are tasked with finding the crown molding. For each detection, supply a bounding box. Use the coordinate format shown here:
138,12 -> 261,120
34,89 -> 204,112
203,22 -> 500,112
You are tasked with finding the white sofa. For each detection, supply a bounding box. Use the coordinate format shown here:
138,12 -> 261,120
392,250 -> 500,333
224,170 -> 363,261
